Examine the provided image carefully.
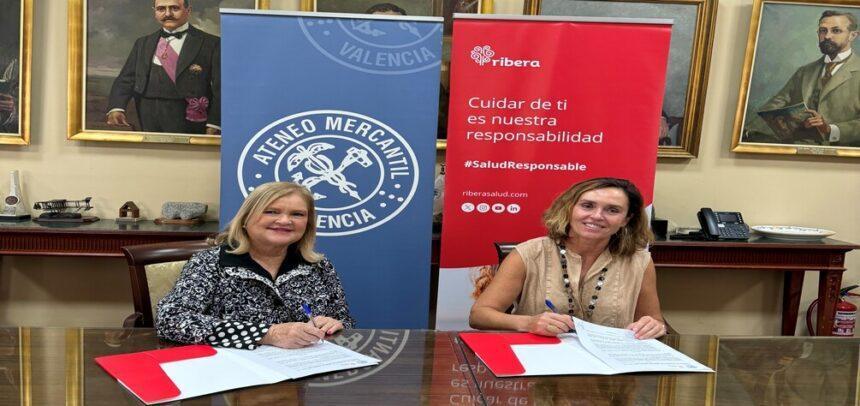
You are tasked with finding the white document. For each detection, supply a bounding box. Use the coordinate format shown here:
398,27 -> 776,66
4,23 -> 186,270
152,342 -> 379,404
509,318 -> 712,376
574,317 -> 713,373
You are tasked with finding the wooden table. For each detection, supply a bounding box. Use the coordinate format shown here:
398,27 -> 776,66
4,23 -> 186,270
650,237 -> 859,336
0,328 -> 856,405
0,220 -> 219,257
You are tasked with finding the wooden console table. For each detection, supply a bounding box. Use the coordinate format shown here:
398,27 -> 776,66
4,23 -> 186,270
430,236 -> 858,336
0,220 -> 219,257
650,237 -> 859,336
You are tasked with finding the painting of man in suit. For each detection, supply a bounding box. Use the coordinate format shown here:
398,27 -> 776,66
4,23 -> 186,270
105,0 -> 220,135
743,8 -> 860,147
84,0 -> 255,138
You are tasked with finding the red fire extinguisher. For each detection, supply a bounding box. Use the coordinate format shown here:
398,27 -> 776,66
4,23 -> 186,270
807,285 -> 859,336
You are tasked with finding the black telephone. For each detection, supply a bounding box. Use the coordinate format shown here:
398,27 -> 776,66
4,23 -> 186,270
697,208 -> 750,241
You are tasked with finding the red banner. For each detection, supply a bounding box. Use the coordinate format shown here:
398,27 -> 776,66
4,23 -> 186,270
441,17 -> 672,268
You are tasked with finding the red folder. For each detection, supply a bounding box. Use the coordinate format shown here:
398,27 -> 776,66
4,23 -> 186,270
94,345 -> 217,404
459,332 -> 560,375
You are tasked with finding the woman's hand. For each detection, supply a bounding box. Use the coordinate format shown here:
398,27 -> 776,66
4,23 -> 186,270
525,312 -> 575,336
626,316 -> 666,339
259,322 -> 324,348
313,316 -> 344,335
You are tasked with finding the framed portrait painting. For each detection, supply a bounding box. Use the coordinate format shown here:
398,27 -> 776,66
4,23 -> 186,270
67,0 -> 268,145
0,0 -> 31,145
731,0 -> 860,157
526,0 -> 718,158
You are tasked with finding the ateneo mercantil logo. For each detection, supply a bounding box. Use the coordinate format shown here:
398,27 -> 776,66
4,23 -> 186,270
287,144 -> 371,201
307,330 -> 409,387
238,110 -> 419,237
470,45 -> 541,68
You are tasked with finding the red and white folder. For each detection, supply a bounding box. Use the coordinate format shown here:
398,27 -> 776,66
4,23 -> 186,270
460,318 -> 713,377
96,342 -> 379,404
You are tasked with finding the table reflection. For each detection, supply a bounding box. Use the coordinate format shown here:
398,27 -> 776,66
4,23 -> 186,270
76,329 -> 478,405
716,337 -> 859,405
455,334 -> 718,405
0,328 -> 24,405
5,328 -> 851,405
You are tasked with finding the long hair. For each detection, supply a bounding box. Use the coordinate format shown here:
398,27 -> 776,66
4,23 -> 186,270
211,182 -> 322,262
542,177 -> 653,257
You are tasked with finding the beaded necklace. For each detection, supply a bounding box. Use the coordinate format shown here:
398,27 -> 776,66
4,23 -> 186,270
556,242 -> 608,318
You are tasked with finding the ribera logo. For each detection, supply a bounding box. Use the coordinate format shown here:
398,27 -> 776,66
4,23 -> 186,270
470,45 -> 495,65
470,45 -> 541,68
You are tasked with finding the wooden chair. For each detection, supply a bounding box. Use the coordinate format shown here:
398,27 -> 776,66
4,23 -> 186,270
121,240 -> 212,328
493,242 -> 677,335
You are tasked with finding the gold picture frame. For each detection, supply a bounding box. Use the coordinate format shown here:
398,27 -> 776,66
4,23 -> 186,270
0,0 -> 32,146
731,0 -> 860,157
67,0 -> 269,145
526,0 -> 718,158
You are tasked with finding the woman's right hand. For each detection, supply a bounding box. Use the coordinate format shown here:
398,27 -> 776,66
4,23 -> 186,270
525,312 -> 575,336
259,322 -> 324,348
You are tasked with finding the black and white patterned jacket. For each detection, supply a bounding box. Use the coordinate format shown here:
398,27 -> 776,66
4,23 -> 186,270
156,245 -> 355,349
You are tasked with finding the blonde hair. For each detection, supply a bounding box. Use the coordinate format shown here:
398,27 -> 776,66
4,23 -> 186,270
471,265 -> 498,299
542,177 -> 653,258
211,182 -> 323,262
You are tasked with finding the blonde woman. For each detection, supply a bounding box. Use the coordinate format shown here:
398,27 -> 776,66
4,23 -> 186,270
469,177 -> 665,339
157,182 -> 354,349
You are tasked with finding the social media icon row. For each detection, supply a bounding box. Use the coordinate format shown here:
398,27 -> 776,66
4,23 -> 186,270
461,202 -> 521,214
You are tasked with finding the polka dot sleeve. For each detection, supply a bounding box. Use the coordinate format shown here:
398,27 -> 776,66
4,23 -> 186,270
205,321 -> 270,350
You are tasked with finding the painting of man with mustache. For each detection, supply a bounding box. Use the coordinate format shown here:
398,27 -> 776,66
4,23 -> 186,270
105,0 -> 221,135
744,9 -> 860,147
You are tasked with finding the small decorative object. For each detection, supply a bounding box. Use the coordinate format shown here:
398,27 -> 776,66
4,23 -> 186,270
116,201 -> 144,223
0,170 -> 30,221
32,197 -> 99,223
155,202 -> 207,225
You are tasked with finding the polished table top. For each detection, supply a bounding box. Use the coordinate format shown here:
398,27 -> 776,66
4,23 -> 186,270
0,328 -> 856,405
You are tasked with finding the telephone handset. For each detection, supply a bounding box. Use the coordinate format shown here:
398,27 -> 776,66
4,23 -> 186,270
697,208 -> 749,241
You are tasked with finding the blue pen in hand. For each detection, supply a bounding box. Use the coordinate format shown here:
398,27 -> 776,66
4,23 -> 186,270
301,303 -> 323,344
545,299 -> 575,332
301,303 -> 318,328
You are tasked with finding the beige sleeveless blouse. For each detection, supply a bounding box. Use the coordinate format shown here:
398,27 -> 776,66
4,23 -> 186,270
512,236 -> 651,328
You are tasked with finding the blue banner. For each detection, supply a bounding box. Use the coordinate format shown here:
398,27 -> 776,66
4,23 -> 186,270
220,10 -> 442,328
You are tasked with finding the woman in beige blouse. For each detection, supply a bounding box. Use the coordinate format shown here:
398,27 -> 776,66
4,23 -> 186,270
469,177 -> 666,339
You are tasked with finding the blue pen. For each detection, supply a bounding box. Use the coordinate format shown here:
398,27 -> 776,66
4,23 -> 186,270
301,303 -> 318,328
545,299 -> 575,332
302,303 -> 324,343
